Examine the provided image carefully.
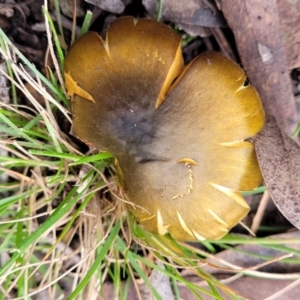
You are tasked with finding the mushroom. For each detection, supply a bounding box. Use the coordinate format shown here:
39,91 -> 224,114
64,16 -> 265,241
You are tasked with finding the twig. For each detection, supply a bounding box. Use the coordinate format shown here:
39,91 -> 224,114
251,190 -> 270,233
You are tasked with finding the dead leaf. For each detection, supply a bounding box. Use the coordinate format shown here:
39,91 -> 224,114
178,277 -> 300,300
179,231 -> 300,299
216,0 -> 300,136
277,0 -> 300,70
142,0 -> 226,31
220,277 -> 300,300
254,117 -> 300,229
139,261 -> 175,300
204,231 -> 300,274
84,0 -> 127,14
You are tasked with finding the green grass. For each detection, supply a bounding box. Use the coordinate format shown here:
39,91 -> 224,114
0,5 -> 300,300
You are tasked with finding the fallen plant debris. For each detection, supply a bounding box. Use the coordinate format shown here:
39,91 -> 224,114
254,117 -> 300,230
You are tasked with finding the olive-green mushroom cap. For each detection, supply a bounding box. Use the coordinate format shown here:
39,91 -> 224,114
64,16 -> 265,240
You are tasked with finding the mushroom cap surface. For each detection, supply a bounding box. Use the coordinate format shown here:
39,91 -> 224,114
65,16 -> 265,240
